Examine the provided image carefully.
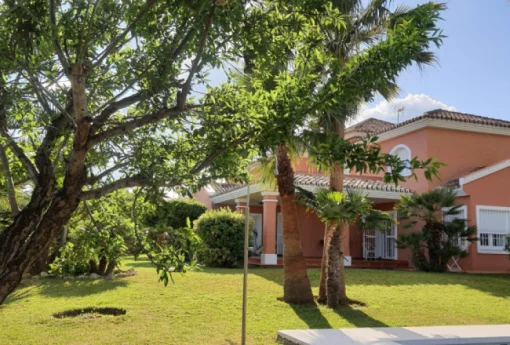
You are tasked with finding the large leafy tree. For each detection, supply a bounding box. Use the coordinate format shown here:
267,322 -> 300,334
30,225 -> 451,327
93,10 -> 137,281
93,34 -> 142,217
0,0 -> 273,304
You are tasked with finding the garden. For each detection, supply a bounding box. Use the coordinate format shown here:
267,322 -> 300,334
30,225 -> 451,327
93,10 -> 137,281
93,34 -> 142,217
2,260 -> 510,345
0,1 -> 509,344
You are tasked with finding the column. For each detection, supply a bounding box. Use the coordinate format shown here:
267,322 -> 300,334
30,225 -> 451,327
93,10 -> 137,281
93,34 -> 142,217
235,198 -> 247,214
261,192 -> 279,265
342,223 -> 352,266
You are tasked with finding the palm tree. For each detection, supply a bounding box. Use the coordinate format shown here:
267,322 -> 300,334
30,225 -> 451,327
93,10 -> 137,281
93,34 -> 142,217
396,188 -> 477,272
254,143 -> 314,304
296,187 -> 393,307
314,0 -> 439,304
275,144 -> 314,304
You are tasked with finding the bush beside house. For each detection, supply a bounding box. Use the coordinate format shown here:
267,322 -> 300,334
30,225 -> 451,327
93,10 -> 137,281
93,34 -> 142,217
143,199 -> 207,229
194,208 -> 252,268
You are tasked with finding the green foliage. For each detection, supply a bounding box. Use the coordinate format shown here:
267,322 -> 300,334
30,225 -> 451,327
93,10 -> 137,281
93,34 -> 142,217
505,236 -> 510,258
306,134 -> 445,186
194,208 -> 252,268
50,229 -> 127,276
396,188 -> 477,272
296,187 -> 393,230
143,220 -> 202,286
142,199 -> 207,229
50,191 -> 138,276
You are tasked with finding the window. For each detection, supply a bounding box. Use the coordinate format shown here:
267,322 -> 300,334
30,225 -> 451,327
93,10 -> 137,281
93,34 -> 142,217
477,206 -> 510,254
442,206 -> 469,250
389,144 -> 412,177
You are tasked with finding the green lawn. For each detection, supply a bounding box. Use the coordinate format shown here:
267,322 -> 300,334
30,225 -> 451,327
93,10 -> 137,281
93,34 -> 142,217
1,258 -> 509,345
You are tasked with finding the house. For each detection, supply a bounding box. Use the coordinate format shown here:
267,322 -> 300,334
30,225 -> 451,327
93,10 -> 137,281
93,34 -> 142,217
195,109 -> 510,273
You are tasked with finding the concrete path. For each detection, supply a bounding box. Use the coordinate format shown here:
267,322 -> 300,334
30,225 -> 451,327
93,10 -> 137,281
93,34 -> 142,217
278,325 -> 510,345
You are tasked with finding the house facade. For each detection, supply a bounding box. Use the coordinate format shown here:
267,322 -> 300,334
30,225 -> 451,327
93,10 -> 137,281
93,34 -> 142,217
195,109 -> 510,273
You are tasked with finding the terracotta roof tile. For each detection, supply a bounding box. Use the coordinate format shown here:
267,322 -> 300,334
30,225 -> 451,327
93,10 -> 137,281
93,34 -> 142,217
294,174 -> 412,193
346,118 -> 394,134
207,183 -> 242,196
374,109 -> 510,135
208,174 -> 412,197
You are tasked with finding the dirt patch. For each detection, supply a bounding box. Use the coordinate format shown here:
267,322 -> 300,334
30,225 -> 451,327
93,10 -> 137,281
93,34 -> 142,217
53,307 -> 126,319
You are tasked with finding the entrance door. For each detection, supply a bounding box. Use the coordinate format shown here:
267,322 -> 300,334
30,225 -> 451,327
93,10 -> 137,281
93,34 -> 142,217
363,211 -> 397,260
276,213 -> 284,255
250,214 -> 263,252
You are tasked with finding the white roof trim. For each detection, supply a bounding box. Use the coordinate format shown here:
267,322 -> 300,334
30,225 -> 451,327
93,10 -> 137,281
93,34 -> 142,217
460,159 -> 510,186
211,183 -> 410,204
298,184 -> 409,201
376,118 -> 510,143
210,183 -> 266,204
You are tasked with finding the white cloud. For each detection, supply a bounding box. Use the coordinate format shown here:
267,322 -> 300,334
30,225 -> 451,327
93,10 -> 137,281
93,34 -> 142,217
349,94 -> 457,126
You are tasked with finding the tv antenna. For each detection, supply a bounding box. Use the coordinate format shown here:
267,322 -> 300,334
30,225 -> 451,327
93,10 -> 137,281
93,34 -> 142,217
395,106 -> 405,124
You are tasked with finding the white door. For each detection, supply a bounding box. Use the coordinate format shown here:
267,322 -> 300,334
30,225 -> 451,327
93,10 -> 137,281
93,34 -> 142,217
277,213 -> 284,255
363,211 -> 397,260
250,214 -> 263,251
383,211 -> 398,260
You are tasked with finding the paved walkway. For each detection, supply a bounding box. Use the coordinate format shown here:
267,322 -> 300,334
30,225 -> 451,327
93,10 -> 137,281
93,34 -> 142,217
277,325 -> 510,345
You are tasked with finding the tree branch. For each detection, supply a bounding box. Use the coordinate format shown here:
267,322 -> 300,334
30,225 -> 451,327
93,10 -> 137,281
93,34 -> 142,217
49,0 -> 71,76
88,104 -> 203,146
91,91 -> 145,132
91,0 -> 159,70
86,162 -> 129,185
81,175 -> 148,200
190,135 -> 251,174
177,1 -> 216,109
0,129 -> 38,183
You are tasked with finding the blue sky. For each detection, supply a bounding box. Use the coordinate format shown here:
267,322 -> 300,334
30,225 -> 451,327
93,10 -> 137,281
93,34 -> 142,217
370,0 -> 510,124
200,1 -> 510,124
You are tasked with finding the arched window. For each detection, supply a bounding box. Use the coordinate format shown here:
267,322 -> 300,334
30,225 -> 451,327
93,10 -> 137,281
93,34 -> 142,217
389,144 -> 412,176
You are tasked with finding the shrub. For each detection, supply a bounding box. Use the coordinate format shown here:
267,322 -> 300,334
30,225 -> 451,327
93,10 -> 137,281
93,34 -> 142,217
396,189 -> 477,272
194,208 -> 252,268
143,199 -> 207,229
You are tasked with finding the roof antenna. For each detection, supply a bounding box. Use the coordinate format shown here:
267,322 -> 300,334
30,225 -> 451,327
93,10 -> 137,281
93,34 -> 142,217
396,107 -> 405,124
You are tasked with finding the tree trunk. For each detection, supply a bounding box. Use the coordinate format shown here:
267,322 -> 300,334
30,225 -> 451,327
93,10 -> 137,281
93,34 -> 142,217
105,261 -> 116,276
276,144 -> 314,305
327,222 -> 348,308
427,222 -> 445,272
98,256 -> 108,275
317,231 -> 330,304
0,63 -> 90,305
89,260 -> 99,275
0,144 -> 19,216
319,120 -> 348,305
0,194 -> 80,304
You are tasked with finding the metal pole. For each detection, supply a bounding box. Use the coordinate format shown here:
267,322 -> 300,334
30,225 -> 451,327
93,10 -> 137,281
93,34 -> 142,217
241,184 -> 250,345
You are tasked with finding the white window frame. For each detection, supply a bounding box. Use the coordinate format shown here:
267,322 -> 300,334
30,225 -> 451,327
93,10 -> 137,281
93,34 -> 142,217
441,205 -> 469,250
476,205 -> 510,255
389,144 -> 412,177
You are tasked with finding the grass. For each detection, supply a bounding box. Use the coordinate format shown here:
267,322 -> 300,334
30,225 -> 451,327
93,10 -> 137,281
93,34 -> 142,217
1,258 -> 509,345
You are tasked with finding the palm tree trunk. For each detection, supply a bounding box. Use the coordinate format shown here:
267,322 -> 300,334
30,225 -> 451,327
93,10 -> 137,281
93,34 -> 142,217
276,143 -> 314,304
319,120 -> 348,305
317,231 -> 330,304
327,222 -> 348,308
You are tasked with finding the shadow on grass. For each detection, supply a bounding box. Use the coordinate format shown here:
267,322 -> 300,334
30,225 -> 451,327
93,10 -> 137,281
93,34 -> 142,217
249,267 -> 510,300
3,286 -> 38,305
334,305 -> 388,328
289,303 -> 332,329
38,279 -> 129,298
288,302 -> 388,329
